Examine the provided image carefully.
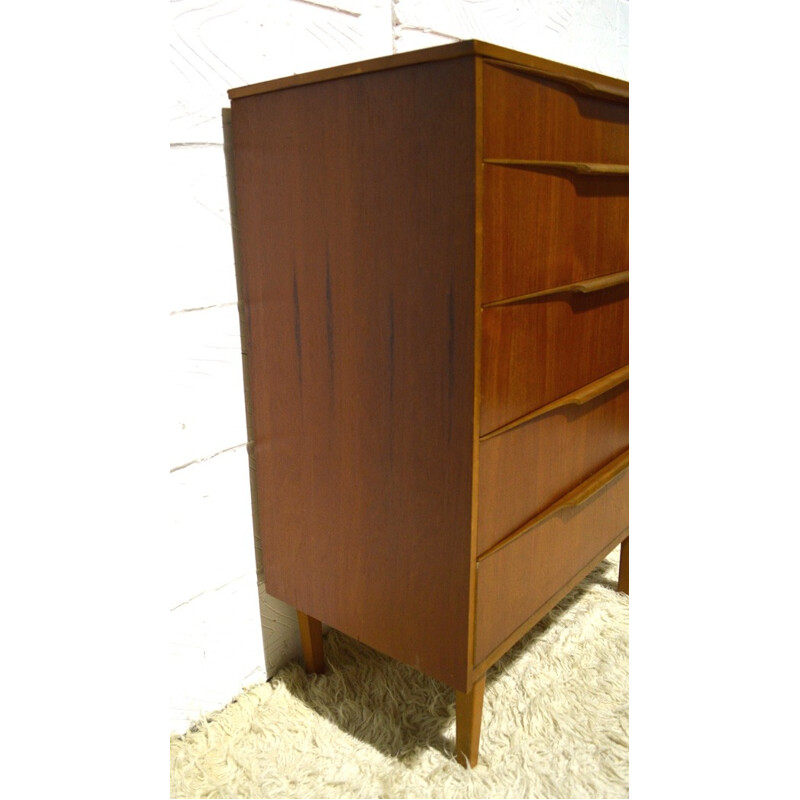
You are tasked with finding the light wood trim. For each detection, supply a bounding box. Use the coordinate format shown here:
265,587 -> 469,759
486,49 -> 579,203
455,675 -> 486,768
466,54 -> 486,693
478,451 -> 629,561
472,529 -> 628,676
228,40 -> 629,100
483,270 -> 629,309
480,366 -> 629,441
484,159 -> 628,175
228,41 -> 477,98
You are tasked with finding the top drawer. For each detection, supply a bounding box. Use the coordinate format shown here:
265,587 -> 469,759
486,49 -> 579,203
482,61 -> 628,163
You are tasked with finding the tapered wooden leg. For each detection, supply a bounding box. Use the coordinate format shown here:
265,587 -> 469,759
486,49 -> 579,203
455,675 -> 486,768
297,611 -> 325,674
618,536 -> 629,595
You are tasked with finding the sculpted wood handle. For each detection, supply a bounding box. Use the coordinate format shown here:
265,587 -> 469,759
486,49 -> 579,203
481,365 -> 629,440
478,451 -> 629,561
484,159 -> 628,175
482,58 -> 629,101
550,451 -> 629,514
483,270 -> 629,309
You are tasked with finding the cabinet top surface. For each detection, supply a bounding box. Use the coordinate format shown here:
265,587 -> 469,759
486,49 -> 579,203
227,39 -> 628,101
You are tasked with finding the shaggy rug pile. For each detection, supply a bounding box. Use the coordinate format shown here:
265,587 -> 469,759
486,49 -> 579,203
170,547 -> 628,799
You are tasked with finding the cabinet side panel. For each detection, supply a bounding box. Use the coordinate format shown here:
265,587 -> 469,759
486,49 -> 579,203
230,58 -> 476,690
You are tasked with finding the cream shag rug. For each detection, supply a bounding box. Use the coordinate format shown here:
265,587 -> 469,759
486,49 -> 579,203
170,548 -> 628,799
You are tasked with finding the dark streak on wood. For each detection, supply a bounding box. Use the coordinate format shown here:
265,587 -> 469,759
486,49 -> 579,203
228,56 -> 477,690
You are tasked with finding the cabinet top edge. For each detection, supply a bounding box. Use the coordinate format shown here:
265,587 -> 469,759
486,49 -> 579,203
226,39 -> 629,102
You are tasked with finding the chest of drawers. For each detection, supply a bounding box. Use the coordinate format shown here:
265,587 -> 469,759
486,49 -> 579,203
227,40 -> 629,767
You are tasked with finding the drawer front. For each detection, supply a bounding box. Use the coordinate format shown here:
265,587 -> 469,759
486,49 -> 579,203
474,465 -> 628,666
482,62 -> 628,163
480,283 -> 628,435
477,382 -> 628,556
482,164 -> 628,303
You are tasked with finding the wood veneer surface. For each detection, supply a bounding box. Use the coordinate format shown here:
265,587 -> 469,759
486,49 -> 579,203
474,468 -> 629,664
482,62 -> 628,163
482,165 -> 629,302
477,384 -> 628,555
230,57 -> 477,690
480,283 -> 629,434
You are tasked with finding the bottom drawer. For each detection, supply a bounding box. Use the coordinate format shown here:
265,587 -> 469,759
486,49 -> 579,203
474,458 -> 628,666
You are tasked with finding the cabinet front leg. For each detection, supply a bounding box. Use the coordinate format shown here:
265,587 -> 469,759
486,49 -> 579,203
455,675 -> 486,768
618,536 -> 629,595
297,611 -> 325,674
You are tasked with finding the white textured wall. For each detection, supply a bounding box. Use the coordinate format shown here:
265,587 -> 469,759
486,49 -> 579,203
169,0 -> 628,734
392,0 -> 627,78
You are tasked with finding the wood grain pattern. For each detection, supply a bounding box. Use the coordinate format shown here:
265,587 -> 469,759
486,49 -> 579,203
482,61 -> 628,162
482,163 -> 628,302
230,56 -> 477,691
480,283 -> 629,434
474,467 -> 629,664
477,383 -> 628,555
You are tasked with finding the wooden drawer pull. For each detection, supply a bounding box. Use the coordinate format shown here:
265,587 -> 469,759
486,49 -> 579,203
484,159 -> 628,176
481,365 -> 628,441
482,58 -> 629,101
478,451 -> 629,561
483,270 -> 628,309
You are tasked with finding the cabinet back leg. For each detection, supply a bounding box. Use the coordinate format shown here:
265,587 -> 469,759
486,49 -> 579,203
297,611 -> 325,674
455,675 -> 486,767
618,536 -> 629,595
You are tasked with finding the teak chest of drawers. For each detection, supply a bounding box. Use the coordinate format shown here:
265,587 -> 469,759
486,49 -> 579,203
227,40 -> 629,767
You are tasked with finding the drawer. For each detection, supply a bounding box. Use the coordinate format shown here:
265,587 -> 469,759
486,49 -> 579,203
480,283 -> 628,435
482,61 -> 628,163
482,163 -> 628,303
474,458 -> 628,666
477,378 -> 628,556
